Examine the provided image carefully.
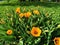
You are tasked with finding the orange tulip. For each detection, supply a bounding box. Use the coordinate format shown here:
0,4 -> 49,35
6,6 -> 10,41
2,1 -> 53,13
53,37 -> 60,45
31,27 -> 42,37
33,10 -> 40,15
24,12 -> 31,18
7,30 -> 12,35
16,7 -> 20,14
19,13 -> 24,18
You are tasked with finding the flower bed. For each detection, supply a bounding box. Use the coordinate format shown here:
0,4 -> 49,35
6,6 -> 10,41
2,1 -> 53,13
0,4 -> 60,45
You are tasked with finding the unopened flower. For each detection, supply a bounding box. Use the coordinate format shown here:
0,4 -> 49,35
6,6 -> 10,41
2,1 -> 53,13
0,19 -> 5,24
57,24 -> 60,28
26,31 -> 30,34
44,30 -> 49,32
23,8 -> 26,11
45,13 -> 49,17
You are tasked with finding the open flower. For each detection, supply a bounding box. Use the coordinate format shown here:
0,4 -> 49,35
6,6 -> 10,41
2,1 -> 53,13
16,7 -> 20,14
53,37 -> 60,45
31,27 -> 42,37
7,30 -> 13,35
19,13 -> 24,18
33,10 -> 40,15
24,12 -> 31,18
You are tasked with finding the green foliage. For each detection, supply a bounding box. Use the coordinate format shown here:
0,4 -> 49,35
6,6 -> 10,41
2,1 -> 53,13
0,6 -> 59,45
0,2 -> 60,45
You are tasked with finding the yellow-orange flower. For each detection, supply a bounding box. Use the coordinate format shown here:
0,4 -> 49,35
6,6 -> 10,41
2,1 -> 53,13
33,10 -> 40,15
16,7 -> 20,14
19,13 -> 24,18
53,37 -> 60,45
7,30 -> 12,35
24,12 -> 31,18
31,27 -> 42,37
